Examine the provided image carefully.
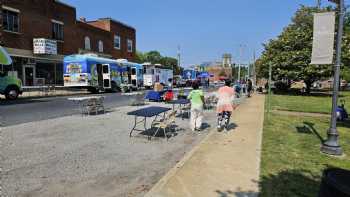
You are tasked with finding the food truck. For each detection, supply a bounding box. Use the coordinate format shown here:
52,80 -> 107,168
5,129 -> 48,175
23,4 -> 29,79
0,46 -> 22,100
117,59 -> 143,90
182,69 -> 198,86
63,54 -> 126,93
143,63 -> 173,89
0,72 -> 23,100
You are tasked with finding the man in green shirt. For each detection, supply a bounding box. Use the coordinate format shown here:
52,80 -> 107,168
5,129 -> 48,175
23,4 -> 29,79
188,82 -> 205,131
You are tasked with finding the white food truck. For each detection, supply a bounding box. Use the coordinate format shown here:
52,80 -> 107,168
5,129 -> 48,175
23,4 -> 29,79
143,63 -> 173,89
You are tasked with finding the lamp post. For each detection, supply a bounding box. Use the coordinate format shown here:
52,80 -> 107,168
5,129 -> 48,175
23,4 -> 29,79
321,0 -> 345,156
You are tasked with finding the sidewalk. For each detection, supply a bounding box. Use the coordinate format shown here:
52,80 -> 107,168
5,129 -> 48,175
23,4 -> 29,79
145,94 -> 265,197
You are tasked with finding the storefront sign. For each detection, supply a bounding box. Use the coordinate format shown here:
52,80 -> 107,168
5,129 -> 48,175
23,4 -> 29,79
33,38 -> 57,55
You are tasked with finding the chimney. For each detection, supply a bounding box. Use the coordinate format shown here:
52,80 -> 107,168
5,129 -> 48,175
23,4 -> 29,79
79,17 -> 86,22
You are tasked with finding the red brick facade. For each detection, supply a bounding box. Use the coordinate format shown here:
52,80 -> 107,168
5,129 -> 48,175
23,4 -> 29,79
88,19 -> 136,60
0,0 -> 136,60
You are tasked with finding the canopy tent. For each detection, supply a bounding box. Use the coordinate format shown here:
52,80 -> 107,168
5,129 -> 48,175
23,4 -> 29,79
197,72 -> 213,78
0,46 -> 13,73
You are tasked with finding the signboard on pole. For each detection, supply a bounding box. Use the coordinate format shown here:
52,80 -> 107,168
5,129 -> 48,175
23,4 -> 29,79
311,12 -> 336,65
33,38 -> 57,55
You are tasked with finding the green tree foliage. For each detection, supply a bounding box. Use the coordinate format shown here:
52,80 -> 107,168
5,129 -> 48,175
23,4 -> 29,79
256,6 -> 350,92
135,50 -> 182,75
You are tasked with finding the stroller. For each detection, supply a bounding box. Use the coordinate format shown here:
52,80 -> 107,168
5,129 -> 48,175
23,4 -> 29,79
336,99 -> 348,121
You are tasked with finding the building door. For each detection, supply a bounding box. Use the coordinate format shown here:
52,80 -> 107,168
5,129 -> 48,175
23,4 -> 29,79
24,65 -> 35,86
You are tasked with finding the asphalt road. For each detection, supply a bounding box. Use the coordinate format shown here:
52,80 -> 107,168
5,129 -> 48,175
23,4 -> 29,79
0,92 -> 139,127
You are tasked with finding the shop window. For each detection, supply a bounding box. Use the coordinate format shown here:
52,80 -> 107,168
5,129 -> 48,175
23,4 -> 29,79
127,39 -> 133,52
3,8 -> 19,33
85,36 -> 91,50
98,40 -> 104,53
114,35 -> 121,49
52,20 -> 64,40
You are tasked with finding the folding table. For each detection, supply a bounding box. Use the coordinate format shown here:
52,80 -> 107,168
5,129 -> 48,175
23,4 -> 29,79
127,106 -> 171,140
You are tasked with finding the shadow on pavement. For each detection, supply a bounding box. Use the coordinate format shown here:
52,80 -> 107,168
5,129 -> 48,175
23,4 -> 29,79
138,125 -> 182,139
226,123 -> 238,131
0,98 -> 49,106
260,169 -> 320,197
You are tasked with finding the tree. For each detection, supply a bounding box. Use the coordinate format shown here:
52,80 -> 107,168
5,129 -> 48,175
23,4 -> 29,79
134,51 -> 146,63
144,51 -> 162,64
255,6 -> 348,93
134,50 -> 181,75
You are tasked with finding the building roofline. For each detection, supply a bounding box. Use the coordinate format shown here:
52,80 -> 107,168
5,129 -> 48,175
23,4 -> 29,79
54,0 -> 76,10
96,18 -> 136,30
76,21 -> 111,34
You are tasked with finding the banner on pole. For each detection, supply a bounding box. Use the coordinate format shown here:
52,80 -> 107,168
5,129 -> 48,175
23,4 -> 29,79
311,12 -> 335,65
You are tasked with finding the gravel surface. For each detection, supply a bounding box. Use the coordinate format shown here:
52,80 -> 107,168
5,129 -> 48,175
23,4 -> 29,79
1,103 -> 216,197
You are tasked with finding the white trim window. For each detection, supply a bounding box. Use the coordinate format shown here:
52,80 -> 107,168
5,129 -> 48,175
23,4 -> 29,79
52,20 -> 64,40
114,35 -> 121,50
127,39 -> 133,53
98,40 -> 104,52
84,36 -> 91,50
2,6 -> 20,33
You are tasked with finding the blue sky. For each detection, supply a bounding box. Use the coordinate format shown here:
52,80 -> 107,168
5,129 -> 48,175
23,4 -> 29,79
63,0 -> 334,66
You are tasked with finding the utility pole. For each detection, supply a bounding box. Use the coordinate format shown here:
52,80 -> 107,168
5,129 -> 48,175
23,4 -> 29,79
317,0 -> 322,8
176,45 -> 181,75
238,44 -> 244,81
253,49 -> 257,86
321,0 -> 345,156
177,45 -> 181,68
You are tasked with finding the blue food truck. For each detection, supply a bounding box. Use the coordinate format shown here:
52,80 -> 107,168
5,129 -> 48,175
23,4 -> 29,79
117,59 -> 143,90
182,69 -> 199,86
63,54 -> 127,93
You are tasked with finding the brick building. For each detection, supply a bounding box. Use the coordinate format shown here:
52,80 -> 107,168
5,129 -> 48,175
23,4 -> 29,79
0,0 -> 136,86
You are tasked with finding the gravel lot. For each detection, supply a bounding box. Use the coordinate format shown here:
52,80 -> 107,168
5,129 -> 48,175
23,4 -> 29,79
1,103 -> 216,197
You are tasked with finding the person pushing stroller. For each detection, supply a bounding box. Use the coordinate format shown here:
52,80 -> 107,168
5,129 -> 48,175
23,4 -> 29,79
216,80 -> 237,131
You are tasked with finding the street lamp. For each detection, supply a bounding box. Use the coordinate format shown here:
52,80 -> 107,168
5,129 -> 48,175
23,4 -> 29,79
320,0 -> 345,156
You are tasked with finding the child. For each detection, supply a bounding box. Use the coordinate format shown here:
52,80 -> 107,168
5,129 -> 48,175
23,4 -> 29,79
216,80 -> 236,131
188,82 -> 205,131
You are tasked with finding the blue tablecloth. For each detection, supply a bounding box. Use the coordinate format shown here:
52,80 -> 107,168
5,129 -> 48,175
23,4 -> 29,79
145,90 -> 167,101
127,106 -> 171,117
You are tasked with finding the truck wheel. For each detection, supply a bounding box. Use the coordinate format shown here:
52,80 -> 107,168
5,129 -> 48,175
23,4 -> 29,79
88,87 -> 99,94
5,86 -> 19,100
111,82 -> 119,92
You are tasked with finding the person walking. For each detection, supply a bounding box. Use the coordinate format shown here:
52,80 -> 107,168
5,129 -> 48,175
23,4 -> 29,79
188,82 -> 205,131
217,80 -> 236,131
247,79 -> 253,97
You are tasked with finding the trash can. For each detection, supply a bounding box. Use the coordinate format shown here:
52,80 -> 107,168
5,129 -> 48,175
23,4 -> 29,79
318,168 -> 350,197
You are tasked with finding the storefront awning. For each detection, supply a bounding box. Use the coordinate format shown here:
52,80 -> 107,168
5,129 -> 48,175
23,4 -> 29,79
5,47 -> 64,62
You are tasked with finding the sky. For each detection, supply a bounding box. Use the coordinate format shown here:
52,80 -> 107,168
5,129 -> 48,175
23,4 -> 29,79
62,0 -> 334,66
